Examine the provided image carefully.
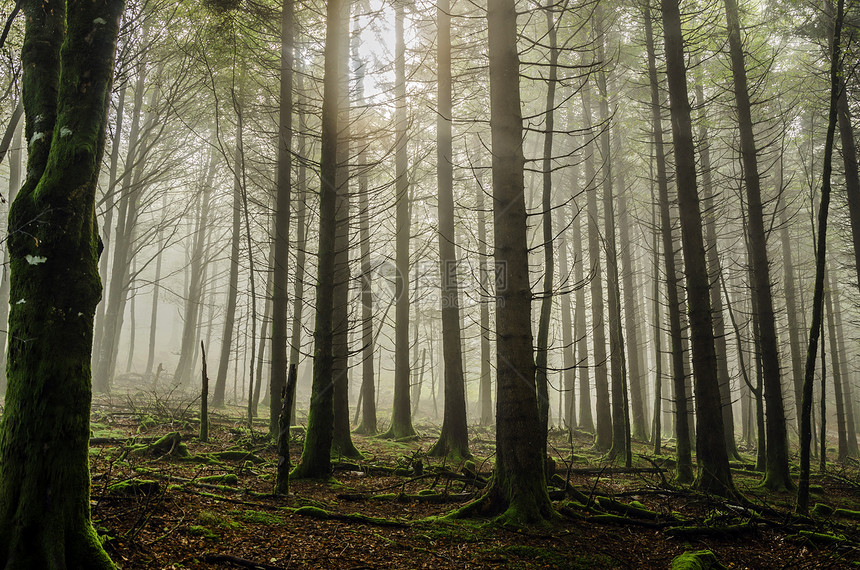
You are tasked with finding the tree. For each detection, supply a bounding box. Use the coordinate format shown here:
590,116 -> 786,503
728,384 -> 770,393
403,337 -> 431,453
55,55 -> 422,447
384,1 -> 416,440
269,0 -> 294,436
0,0 -> 124,565
455,0 -> 554,525
428,0 -> 469,459
661,0 -> 734,496
798,0 -> 844,514
643,3 -> 692,483
290,0 -> 345,479
722,0 -> 791,491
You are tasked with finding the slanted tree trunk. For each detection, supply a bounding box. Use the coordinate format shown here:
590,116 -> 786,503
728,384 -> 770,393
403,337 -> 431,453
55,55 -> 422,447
291,0 -> 343,479
428,0 -> 469,459
661,0 -> 734,496
723,0 -> 791,491
92,83 -> 126,373
455,0 -> 555,523
173,151 -> 215,386
0,0 -> 123,565
384,2 -> 415,440
94,52 -> 149,393
797,20 -> 842,502
644,4 -> 693,483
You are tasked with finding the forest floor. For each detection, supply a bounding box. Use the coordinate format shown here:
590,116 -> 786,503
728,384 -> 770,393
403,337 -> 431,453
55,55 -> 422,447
89,389 -> 860,569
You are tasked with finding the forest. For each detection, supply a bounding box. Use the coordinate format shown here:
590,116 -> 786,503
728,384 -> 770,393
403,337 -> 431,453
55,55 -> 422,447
0,0 -> 859,566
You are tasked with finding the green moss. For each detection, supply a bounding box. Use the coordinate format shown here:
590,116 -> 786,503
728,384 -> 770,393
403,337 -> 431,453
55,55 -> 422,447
187,525 -> 219,540
833,508 -> 860,520
812,503 -> 834,517
197,510 -> 240,530
293,506 -> 329,519
235,510 -> 285,526
107,479 -> 160,497
671,550 -> 727,570
198,474 -> 239,485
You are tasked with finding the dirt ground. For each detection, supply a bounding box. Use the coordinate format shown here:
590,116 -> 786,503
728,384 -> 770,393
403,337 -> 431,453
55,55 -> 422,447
88,392 -> 860,569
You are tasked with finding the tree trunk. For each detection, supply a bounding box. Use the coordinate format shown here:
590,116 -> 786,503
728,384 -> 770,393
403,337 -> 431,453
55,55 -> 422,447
455,0 -> 554,524
661,0 -> 734,496
428,0 -> 469,459
173,151 -> 215,386
269,0 -> 294,435
644,4 -> 693,483
0,113 -> 22,394
824,271 -> 850,461
94,53 -> 149,393
475,137 -> 493,427
581,79 -> 612,451
288,57 -> 309,425
144,223 -> 164,381
723,0 -> 791,491
331,5 -> 359,458
212,84 -> 244,409
384,3 -> 415,439
353,39 -> 377,436
534,1 -> 558,460
0,0 -> 123,565
694,75 -> 737,459
291,0 -> 343,479
831,276 -> 859,456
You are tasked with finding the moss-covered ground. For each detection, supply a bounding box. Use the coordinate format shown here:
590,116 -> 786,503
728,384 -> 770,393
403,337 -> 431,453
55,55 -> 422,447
81,391 -> 860,568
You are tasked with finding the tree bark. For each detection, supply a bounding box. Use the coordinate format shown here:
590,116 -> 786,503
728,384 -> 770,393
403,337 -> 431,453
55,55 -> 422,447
291,0 -> 343,479
581,79 -> 612,451
723,0 -> 791,491
644,4 -> 693,483
455,0 -> 554,524
0,0 -> 123,565
384,3 -> 415,439
270,0 -> 293,432
429,0 -> 469,459
661,0 -> 734,496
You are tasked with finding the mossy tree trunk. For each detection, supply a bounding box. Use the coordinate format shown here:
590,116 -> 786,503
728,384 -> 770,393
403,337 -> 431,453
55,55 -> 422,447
0,0 -> 123,566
